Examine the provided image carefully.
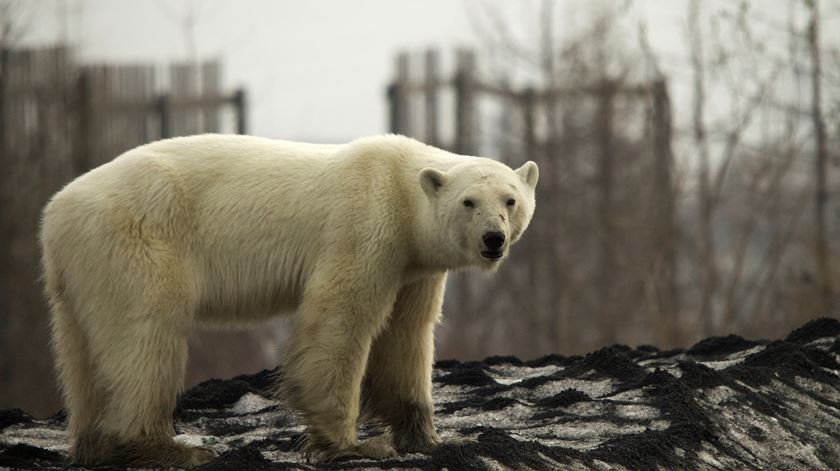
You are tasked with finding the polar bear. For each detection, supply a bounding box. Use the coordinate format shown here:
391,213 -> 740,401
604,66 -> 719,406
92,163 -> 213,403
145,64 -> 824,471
40,134 -> 538,467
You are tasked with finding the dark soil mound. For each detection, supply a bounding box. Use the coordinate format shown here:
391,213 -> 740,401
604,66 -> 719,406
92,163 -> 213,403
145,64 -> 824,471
0,409 -> 32,431
2,317 -> 839,470
785,317 -> 840,344
687,334 -> 760,356
0,444 -> 63,468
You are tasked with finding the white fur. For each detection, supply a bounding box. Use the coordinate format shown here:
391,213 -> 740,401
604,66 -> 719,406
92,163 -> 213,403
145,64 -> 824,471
40,134 -> 538,466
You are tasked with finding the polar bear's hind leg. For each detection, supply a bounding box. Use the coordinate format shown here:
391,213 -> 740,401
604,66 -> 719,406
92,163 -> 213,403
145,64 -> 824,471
48,217 -> 212,467
83,260 -> 214,468
46,279 -> 101,464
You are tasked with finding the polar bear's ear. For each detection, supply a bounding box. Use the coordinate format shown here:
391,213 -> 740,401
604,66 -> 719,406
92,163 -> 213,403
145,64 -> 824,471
515,161 -> 539,190
419,168 -> 447,197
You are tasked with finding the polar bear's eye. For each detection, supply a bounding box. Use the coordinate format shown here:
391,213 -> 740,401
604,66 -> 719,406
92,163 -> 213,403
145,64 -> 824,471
506,198 -> 516,206
463,199 -> 474,208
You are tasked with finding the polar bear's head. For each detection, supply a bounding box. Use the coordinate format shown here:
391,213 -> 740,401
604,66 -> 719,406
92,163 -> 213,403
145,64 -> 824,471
419,159 -> 538,270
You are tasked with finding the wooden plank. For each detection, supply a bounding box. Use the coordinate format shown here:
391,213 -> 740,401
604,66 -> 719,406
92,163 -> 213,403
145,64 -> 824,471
74,70 -> 91,174
104,65 -> 115,166
474,80 -> 650,102
233,88 -> 247,134
424,49 -> 439,146
171,63 -> 198,136
390,52 -> 410,134
121,64 -> 154,150
141,65 -> 155,141
158,94 -> 171,138
201,61 -> 220,132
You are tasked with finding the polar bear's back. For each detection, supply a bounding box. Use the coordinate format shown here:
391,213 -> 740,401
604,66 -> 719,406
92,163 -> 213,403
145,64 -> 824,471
41,134 -> 444,323
41,135 -> 347,320
50,134 -> 342,221
44,134 -> 339,250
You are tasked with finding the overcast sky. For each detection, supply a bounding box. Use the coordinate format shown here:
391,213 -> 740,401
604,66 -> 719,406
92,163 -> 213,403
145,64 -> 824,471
15,0 -> 808,145
20,0 -> 481,140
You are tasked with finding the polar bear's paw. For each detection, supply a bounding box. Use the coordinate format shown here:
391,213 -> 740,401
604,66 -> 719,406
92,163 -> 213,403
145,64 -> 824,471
304,434 -> 397,462
355,435 -> 399,459
134,443 -> 217,468
185,446 -> 218,466
73,438 -> 217,468
395,430 -> 440,454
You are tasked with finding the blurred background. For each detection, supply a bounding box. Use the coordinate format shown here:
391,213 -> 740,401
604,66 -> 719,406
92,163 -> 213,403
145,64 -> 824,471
1,0 -> 838,418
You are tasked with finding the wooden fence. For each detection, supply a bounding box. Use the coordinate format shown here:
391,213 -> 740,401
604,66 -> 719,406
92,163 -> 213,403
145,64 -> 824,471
388,49 -> 678,358
74,63 -> 246,171
0,46 -> 249,416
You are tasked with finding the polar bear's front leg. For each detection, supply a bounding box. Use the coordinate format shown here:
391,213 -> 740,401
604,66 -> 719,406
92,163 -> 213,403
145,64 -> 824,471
283,277 -> 398,461
364,274 -> 446,453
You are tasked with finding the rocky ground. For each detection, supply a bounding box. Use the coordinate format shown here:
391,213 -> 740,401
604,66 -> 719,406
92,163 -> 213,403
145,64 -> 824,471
2,317 -> 839,470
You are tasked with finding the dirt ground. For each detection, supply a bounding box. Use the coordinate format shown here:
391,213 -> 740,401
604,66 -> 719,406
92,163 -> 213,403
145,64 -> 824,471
2,317 -> 839,470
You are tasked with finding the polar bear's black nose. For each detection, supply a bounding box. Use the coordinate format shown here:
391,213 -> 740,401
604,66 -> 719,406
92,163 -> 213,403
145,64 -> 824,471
482,231 -> 505,250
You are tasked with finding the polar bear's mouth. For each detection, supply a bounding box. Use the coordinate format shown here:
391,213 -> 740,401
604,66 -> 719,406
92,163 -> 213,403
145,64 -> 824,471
481,250 -> 504,260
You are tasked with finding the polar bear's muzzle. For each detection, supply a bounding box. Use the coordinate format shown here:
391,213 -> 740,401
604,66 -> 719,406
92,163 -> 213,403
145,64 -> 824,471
480,231 -> 506,260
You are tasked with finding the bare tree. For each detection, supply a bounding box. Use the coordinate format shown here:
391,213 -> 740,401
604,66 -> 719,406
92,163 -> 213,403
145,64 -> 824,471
688,0 -> 717,336
682,0 -> 840,342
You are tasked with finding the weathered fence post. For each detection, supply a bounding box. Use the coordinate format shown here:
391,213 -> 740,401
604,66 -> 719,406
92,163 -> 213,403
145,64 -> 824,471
74,71 -> 91,174
424,49 -> 439,147
233,88 -> 247,135
0,47 -> 8,394
387,52 -> 410,135
386,86 -> 398,135
0,48 -> 7,158
158,94 -> 171,138
454,49 -> 476,155
171,63 -> 196,136
202,61 -> 220,132
522,87 -> 537,162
